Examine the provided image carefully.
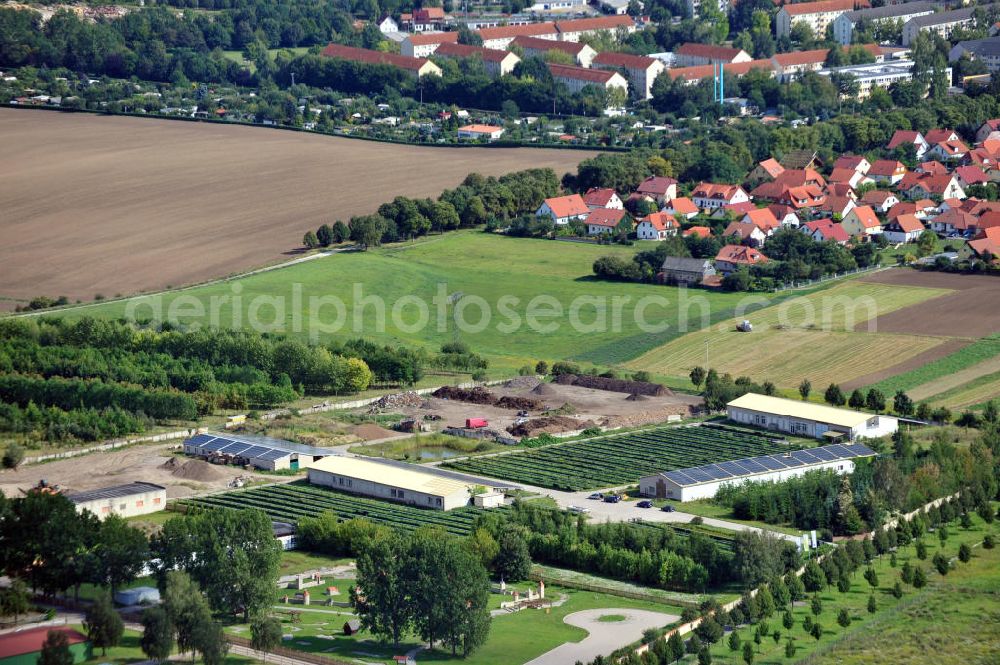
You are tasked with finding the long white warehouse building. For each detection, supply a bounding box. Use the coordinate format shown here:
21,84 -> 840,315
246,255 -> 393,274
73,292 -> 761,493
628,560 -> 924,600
308,456 -> 476,511
639,442 -> 876,502
727,393 -> 897,441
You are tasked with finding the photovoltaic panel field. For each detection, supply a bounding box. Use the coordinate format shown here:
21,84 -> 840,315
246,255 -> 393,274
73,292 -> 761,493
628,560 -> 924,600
441,424 -> 794,491
178,481 -> 497,536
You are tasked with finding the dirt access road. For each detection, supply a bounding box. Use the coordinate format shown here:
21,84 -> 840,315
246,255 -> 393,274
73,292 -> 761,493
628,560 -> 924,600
0,442 -> 247,499
0,109 -> 599,306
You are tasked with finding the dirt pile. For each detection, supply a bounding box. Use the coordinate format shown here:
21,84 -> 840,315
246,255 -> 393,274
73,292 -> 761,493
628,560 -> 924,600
554,374 -> 670,396
504,376 -> 542,390
508,416 -> 597,437
168,459 -> 224,482
497,395 -> 544,410
625,393 -> 649,401
531,383 -> 557,396
602,404 -> 696,429
432,386 -> 541,410
353,423 -> 398,441
367,392 -> 423,413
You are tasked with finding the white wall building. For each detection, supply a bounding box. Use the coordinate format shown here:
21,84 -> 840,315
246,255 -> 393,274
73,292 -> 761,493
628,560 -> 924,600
776,0 -> 860,39
67,482 -> 167,520
903,7 -> 977,46
308,456 -> 476,511
817,60 -> 949,99
832,2 -> 938,46
727,393 -> 898,441
639,442 -> 877,502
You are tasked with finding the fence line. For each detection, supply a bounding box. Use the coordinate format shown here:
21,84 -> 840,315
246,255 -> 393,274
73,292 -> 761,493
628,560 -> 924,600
22,427 -> 206,466
527,572 -> 702,609
260,380 -> 507,420
227,634 -> 356,665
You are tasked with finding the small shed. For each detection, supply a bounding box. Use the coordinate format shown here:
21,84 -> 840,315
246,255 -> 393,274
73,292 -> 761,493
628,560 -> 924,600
343,620 -> 362,636
474,492 -> 505,508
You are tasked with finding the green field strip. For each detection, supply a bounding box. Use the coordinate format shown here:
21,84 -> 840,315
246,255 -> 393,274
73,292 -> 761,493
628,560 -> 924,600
869,334 -> 1000,396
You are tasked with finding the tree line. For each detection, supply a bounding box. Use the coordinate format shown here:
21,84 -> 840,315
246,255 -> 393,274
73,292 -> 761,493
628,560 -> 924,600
303,168 -> 560,250
0,317 -> 441,445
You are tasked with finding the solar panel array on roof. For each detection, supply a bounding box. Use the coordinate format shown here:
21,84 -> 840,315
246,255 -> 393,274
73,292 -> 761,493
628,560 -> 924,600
655,443 -> 877,488
184,433 -> 335,463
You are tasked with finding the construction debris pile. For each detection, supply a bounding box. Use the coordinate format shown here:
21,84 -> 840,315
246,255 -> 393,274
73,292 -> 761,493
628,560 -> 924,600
367,391 -> 424,413
554,374 -> 669,396
503,376 -> 542,390
432,386 -> 543,411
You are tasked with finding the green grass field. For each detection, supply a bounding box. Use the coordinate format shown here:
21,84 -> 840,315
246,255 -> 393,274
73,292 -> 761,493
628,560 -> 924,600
231,583 -> 683,665
222,46 -> 311,71
627,280 -> 952,388
691,509 -> 999,664
58,232 -> 807,371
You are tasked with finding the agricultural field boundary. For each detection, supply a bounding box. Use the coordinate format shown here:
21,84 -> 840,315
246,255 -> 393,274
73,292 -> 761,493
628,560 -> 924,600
5,105 -> 627,152
869,334 -> 1000,396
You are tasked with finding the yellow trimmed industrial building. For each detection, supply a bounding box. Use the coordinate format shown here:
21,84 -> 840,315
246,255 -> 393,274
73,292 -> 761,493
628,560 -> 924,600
307,457 -> 476,511
727,393 -> 898,441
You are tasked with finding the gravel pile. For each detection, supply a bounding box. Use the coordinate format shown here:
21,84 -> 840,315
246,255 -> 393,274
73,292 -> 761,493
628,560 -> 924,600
367,391 -> 423,413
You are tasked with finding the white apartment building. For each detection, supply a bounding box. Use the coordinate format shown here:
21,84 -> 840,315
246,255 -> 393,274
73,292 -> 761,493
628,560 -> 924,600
776,0 -> 861,39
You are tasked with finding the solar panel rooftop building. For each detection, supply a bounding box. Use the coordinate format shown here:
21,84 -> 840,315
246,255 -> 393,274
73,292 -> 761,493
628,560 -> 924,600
639,442 -> 876,502
66,481 -> 167,520
182,433 -> 335,471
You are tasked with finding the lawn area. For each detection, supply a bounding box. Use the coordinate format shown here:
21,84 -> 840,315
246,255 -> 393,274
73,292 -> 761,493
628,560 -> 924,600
277,550 -> 353,577
222,46 -> 311,70
869,334 -> 1000,396
627,280 -> 952,388
688,508 -> 999,664
59,232 -> 833,372
669,499 -> 805,537
231,583 -> 683,665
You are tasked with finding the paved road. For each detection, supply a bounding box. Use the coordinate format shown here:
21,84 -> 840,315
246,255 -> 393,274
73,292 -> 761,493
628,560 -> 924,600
523,608 -> 678,665
428,465 -> 800,541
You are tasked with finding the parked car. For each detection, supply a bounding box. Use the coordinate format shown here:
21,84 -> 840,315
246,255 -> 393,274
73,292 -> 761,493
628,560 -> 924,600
661,504 -> 675,512
637,500 -> 652,508
568,505 -> 590,513
603,494 -> 621,504
587,492 -> 603,500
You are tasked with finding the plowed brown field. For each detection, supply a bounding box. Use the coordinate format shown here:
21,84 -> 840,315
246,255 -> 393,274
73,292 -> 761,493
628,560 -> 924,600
0,109 -> 599,305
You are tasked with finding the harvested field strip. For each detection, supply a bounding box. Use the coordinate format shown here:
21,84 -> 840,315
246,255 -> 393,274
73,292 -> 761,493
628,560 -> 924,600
928,371 -> 1000,410
869,335 -> 1000,396
442,425 -> 792,491
626,281 -> 950,388
179,481 -> 499,535
908,354 -> 1000,401
631,329 -> 946,389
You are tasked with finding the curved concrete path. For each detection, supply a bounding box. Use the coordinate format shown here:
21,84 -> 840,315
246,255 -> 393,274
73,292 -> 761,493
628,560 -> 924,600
524,608 -> 678,665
